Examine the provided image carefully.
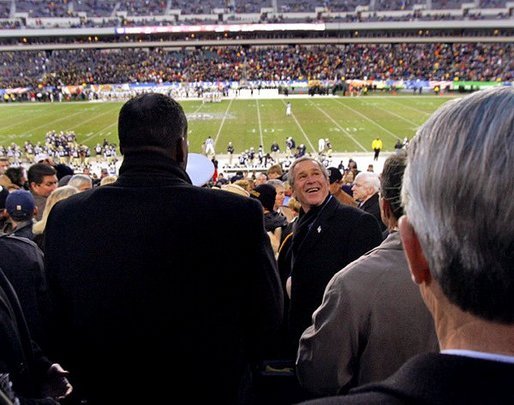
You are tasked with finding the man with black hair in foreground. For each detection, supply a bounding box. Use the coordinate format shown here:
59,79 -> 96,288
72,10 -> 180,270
44,93 -> 283,404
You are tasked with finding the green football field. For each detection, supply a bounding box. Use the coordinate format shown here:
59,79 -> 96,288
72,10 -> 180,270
0,95 -> 455,155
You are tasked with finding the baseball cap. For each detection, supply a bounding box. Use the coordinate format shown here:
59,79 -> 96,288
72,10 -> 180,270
327,167 -> 343,184
5,190 -> 35,221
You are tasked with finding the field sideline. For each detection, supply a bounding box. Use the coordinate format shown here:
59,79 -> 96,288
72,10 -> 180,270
0,95 -> 455,156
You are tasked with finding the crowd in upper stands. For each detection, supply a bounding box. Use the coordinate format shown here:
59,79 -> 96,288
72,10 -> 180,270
3,0 -> 512,18
0,0 -> 511,27
0,42 -> 511,89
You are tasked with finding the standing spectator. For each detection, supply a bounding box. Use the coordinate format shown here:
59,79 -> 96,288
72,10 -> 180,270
254,172 -> 268,187
327,167 -> 357,207
3,190 -> 36,240
27,163 -> 58,221
371,137 -> 382,161
251,183 -> 288,258
0,267 -> 73,404
352,171 -> 386,234
298,84 -> 514,405
0,167 -> 26,192
0,218 -> 50,349
67,174 -> 92,193
44,93 -> 283,404
267,163 -> 284,181
278,157 -> 383,360
0,156 -> 9,174
297,153 -> 438,396
32,186 -> 79,252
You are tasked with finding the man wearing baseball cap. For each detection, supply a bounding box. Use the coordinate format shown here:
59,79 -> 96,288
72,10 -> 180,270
3,189 -> 37,240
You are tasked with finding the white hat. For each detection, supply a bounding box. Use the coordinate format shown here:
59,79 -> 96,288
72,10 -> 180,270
186,153 -> 215,187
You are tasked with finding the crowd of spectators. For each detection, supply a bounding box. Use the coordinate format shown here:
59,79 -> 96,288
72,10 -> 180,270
0,42 -> 511,90
0,0 -> 511,28
5,0 -> 512,18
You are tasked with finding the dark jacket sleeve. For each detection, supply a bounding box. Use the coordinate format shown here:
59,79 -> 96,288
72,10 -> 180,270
243,199 -> 284,359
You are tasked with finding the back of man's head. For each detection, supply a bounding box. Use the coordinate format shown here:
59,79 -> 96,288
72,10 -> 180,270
402,86 -> 514,324
5,189 -> 35,222
118,93 -> 188,157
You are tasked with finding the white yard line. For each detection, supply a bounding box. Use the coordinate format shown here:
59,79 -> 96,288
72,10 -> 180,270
311,101 -> 368,151
384,98 -> 433,116
281,99 -> 316,152
335,99 -> 403,142
19,109 -> 86,137
213,97 -> 234,147
83,121 -> 117,142
67,105 -> 120,131
255,99 -> 264,148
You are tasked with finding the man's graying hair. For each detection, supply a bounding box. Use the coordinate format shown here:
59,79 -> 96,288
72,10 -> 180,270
287,156 -> 329,187
401,86 -> 514,324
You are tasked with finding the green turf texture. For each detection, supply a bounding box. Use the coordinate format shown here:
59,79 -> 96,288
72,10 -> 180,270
0,95 -> 454,155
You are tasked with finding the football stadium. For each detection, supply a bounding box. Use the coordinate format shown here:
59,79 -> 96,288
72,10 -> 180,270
0,1 -> 513,404
0,0 -> 512,176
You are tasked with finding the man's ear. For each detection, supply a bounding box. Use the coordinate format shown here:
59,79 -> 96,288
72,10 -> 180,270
399,215 -> 431,285
174,136 -> 188,169
379,196 -> 391,228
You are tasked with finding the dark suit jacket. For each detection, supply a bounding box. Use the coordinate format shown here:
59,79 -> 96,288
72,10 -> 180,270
0,268 -> 53,404
0,235 -> 50,351
279,195 -> 382,356
44,152 -> 283,404
299,352 -> 514,404
358,193 -> 385,233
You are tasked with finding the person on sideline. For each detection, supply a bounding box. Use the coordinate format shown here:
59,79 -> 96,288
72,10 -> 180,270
43,93 -> 283,404
371,137 -> 382,161
278,157 -> 383,359
298,86 -> 514,404
296,153 -> 438,397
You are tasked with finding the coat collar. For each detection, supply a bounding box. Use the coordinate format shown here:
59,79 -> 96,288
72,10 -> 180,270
117,151 -> 192,186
